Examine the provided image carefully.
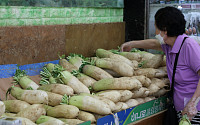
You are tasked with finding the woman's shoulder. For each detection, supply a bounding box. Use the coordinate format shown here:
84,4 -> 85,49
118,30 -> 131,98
184,36 -> 200,46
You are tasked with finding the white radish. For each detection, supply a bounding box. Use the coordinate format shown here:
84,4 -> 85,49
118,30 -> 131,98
0,101 -> 5,116
95,58 -> 134,77
132,87 -> 150,98
83,65 -> 113,80
78,111 -> 96,123
132,75 -> 151,87
3,100 -> 30,113
96,49 -> 134,68
79,93 -> 116,112
151,78 -> 167,89
38,84 -> 74,96
45,104 -> 79,119
92,77 -> 141,91
69,95 -> 111,115
10,87 -> 48,104
36,115 -> 65,125
59,118 -> 84,125
61,70 -> 90,94
135,98 -> 145,104
118,90 -> 133,102
96,90 -> 121,103
113,102 -> 129,112
148,84 -> 160,95
125,99 -> 139,108
16,104 -> 46,122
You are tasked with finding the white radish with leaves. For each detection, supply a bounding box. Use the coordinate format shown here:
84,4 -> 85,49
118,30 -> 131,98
46,64 -> 90,94
3,100 -> 30,113
13,68 -> 39,90
67,55 -> 84,69
69,95 -> 111,115
45,91 -> 67,106
61,70 -> 90,94
71,70 -> 96,87
40,67 -> 57,84
59,58 -> 78,72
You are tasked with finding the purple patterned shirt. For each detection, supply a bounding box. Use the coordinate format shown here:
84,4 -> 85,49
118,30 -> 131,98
161,34 -> 200,111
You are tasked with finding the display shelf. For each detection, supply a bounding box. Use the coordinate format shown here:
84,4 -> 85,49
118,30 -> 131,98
96,96 -> 166,125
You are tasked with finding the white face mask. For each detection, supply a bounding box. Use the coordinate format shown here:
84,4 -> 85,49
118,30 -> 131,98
155,32 -> 165,45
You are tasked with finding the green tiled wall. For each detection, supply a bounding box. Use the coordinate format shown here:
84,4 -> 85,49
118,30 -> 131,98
0,6 -> 123,26
0,0 -> 124,8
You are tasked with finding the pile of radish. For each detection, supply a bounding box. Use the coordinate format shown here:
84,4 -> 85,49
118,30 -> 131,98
0,48 -> 169,125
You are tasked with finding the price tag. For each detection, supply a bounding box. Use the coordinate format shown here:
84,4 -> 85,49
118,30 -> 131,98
181,4 -> 191,9
191,4 -> 196,9
196,5 -> 200,9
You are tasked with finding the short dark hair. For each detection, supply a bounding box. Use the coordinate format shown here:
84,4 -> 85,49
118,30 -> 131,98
155,6 -> 186,37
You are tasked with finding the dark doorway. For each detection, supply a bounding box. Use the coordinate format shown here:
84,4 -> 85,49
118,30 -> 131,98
124,0 -> 146,42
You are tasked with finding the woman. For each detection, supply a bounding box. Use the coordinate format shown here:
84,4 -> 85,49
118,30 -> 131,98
121,6 -> 200,124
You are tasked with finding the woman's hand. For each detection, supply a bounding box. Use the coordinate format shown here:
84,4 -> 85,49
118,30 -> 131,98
120,42 -> 132,52
182,100 -> 198,121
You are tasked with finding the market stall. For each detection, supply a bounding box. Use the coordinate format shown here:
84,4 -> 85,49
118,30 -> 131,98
0,0 -> 187,125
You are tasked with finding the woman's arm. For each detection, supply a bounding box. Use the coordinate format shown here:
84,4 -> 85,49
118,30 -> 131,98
120,39 -> 162,52
182,70 -> 200,120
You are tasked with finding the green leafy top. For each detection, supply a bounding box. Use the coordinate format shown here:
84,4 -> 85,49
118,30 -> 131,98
60,94 -> 70,105
109,46 -> 141,54
66,53 -> 84,60
58,53 -> 66,59
67,53 -> 95,72
130,48 -> 141,52
40,64 -> 65,85
71,70 -> 81,77
13,67 -> 27,85
138,61 -> 147,68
